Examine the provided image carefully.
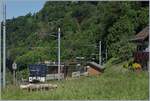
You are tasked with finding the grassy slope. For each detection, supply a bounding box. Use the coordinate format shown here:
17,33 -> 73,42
1,62 -> 149,100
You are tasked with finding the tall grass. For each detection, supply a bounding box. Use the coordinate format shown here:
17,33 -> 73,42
1,62 -> 149,100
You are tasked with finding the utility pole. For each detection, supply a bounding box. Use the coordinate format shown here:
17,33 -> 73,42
106,48 -> 107,63
12,62 -> 17,85
99,41 -> 101,65
3,1 -> 6,88
58,28 -> 61,80
0,0 -> 2,90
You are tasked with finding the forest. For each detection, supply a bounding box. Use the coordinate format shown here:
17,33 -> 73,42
1,1 -> 149,100
5,1 -> 149,69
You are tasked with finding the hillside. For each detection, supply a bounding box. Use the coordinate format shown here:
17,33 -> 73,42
2,1 -> 149,100
5,1 -> 149,67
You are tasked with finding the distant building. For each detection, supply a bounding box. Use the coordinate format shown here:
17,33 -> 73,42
29,62 -> 65,82
29,60 -> 106,82
131,26 -> 149,70
45,62 -> 65,80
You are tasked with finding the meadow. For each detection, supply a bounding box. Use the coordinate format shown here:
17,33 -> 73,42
1,62 -> 149,100
1,1 -> 149,100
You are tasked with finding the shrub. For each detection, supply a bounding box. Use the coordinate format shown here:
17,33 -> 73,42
132,63 -> 142,69
123,63 -> 129,69
123,60 -> 141,71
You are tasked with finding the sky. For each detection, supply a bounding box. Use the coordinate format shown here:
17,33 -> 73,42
5,0 -> 47,19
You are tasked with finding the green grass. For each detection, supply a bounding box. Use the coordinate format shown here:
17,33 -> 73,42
1,62 -> 149,100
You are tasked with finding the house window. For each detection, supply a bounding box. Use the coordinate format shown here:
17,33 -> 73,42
137,44 -> 148,52
144,46 -> 149,52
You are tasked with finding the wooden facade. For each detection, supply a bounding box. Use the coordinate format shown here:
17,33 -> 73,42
87,66 -> 101,76
132,26 -> 149,70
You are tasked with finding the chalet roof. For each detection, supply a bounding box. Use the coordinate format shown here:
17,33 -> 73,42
133,26 -> 149,41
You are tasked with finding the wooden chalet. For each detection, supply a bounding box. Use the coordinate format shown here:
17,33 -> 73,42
131,26 -> 149,70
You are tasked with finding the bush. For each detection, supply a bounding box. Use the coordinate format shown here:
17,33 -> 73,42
123,61 -> 142,71
16,68 -> 29,79
123,63 -> 129,69
132,63 -> 142,69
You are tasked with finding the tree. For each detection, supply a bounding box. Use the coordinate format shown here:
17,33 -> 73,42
107,15 -> 135,60
5,1 -> 149,67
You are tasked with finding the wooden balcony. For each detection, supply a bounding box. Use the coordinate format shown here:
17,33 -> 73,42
134,51 -> 149,62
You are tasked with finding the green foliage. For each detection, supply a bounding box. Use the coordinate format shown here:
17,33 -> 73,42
15,49 -> 50,64
6,1 -> 149,67
132,63 -> 142,69
107,15 -> 136,60
137,7 -> 149,29
123,59 -> 142,70
123,63 -> 129,69
20,68 -> 29,79
6,68 -> 13,84
3,2 -> 149,99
